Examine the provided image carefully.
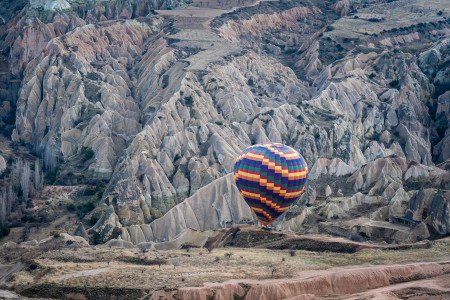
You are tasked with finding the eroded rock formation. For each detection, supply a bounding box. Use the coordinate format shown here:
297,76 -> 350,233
0,0 -> 448,244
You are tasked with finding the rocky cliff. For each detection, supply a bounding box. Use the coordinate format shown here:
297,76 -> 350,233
0,0 -> 448,244
117,156 -> 449,245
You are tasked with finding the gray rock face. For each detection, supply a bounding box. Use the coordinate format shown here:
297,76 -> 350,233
312,157 -> 450,242
309,158 -> 357,180
429,191 -> 450,235
73,222 -> 89,241
434,91 -> 450,163
2,0 -> 449,241
0,155 -> 6,175
12,19 -> 162,178
105,238 -> 135,249
2,0 -> 189,79
115,156 -> 449,245
38,233 -> 89,248
89,205 -> 122,243
121,174 -> 254,244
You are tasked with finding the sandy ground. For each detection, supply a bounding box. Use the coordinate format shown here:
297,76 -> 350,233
57,267 -> 111,280
1,243 -> 450,298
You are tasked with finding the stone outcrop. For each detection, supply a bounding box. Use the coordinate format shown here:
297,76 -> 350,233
89,205 -> 122,243
12,18 -> 162,178
105,237 -> 135,249
308,158 -> 357,180
0,154 -> 6,175
73,222 -> 89,241
121,174 -> 254,244
38,233 -> 89,248
1,0 -> 449,242
429,191 -> 450,235
114,156 -> 449,245
2,0 -> 189,78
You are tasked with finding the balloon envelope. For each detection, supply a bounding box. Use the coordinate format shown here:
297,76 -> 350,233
234,143 -> 308,225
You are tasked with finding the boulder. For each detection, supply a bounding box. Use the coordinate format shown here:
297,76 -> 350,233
89,205 -> 122,243
105,238 -> 135,249
73,223 -> 89,241
38,233 -> 89,248
325,185 -> 332,197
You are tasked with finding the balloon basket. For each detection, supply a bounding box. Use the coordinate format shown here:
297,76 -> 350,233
260,225 -> 274,231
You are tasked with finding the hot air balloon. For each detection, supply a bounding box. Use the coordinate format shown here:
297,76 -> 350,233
234,143 -> 308,226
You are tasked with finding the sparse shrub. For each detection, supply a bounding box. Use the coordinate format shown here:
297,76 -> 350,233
81,147 -> 95,162
110,227 -> 122,240
172,259 -> 179,270
0,226 -> 11,238
89,214 -> 100,226
83,187 -> 97,196
184,96 -> 194,107
389,79 -> 400,89
348,231 -> 364,242
162,75 -> 169,89
368,73 -> 376,79
118,256 -> 167,266
45,169 -> 58,184
86,72 -> 100,81
247,78 -> 255,86
282,257 -> 286,262
289,249 -> 296,256
224,252 -> 233,258
67,203 -> 76,212
75,201 -> 96,218
53,232 -> 61,238
214,256 -> 220,263
92,232 -> 102,245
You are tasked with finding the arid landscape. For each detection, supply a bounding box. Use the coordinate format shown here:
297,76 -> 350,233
0,0 -> 449,299
1,229 -> 450,299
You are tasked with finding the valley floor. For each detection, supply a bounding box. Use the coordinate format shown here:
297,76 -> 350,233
1,236 -> 449,299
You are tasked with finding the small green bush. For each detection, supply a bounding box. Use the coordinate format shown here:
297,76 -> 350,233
184,96 -> 194,107
67,203 -> 76,212
389,79 -> 400,89
81,147 -> 95,162
0,226 -> 11,238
